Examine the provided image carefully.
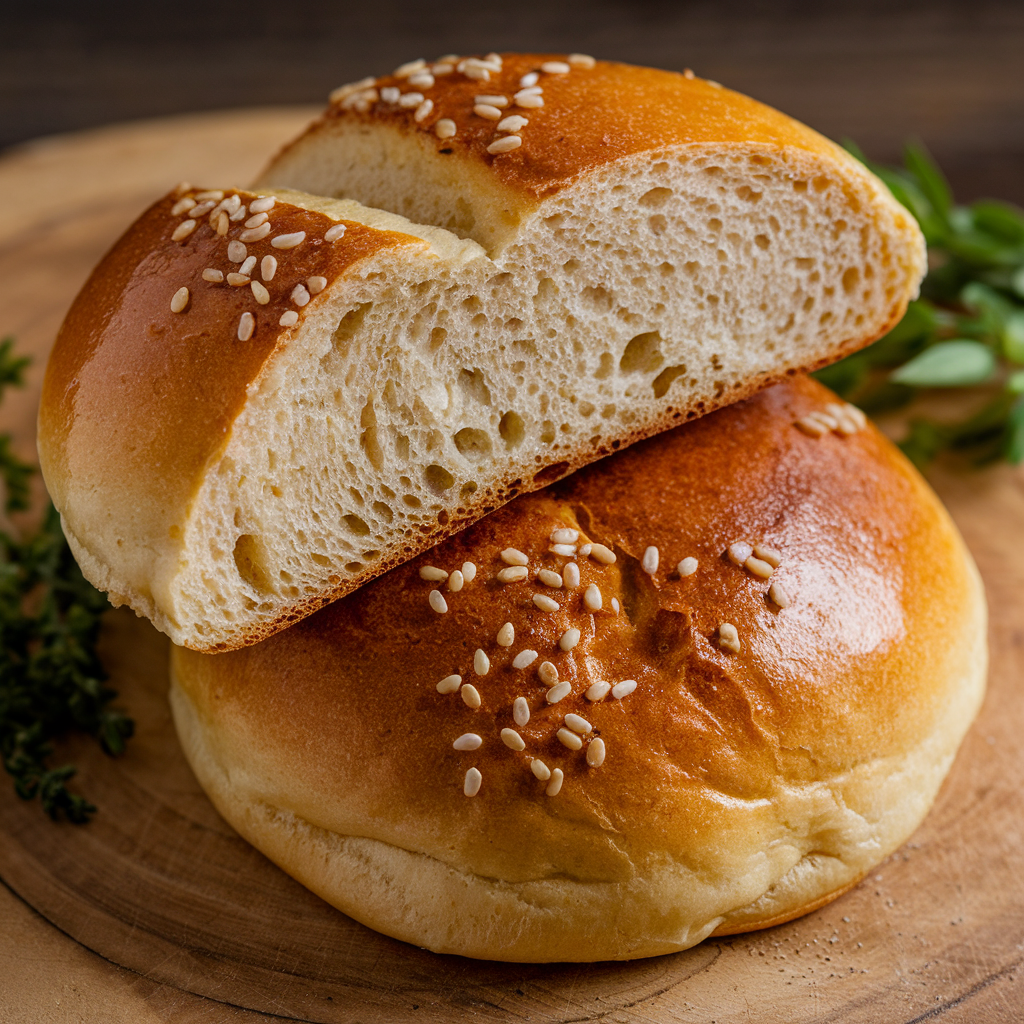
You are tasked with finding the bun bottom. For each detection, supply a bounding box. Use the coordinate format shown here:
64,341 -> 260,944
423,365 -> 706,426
170,568 -> 986,964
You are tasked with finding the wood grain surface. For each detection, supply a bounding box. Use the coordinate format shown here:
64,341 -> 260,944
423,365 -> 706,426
1,110 -> 1023,1023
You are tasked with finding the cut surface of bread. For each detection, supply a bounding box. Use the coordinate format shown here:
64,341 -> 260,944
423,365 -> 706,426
40,57 -> 925,652
170,377 -> 987,962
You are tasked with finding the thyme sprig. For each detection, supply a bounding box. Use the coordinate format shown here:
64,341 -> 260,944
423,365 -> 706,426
815,143 -> 1024,467
0,338 -> 132,822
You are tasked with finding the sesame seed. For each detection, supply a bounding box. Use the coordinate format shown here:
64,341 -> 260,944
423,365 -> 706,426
239,255 -> 257,276
237,312 -> 255,341
437,674 -> 462,694
227,241 -> 247,263
843,403 -> 867,429
394,58 -> 427,78
194,190 -> 223,201
229,205 -> 247,222
434,119 -> 457,139
398,92 -> 425,109
611,598 -> 620,613
428,590 -> 448,613
519,72 -> 539,87
170,287 -> 189,313
202,268 -> 223,283
462,561 -> 477,582
538,661 -> 559,686
586,737 -> 606,767
541,61 -> 571,74
244,212 -> 268,229
448,569 -> 465,592
533,594 -> 559,612
547,681 -> 571,704
559,628 -> 580,651
557,727 -> 583,751
795,417 -> 826,438
564,713 -> 591,734
240,223 -> 272,242
512,649 -> 538,669
325,224 -> 347,242
563,562 -> 580,588
501,728 -> 526,751
589,544 -> 616,564
291,284 -> 311,307
171,220 -> 197,242
807,410 -> 840,431
550,544 -> 576,557
487,136 -> 522,154
474,104 -> 504,120
474,649 -> 490,676
611,680 -> 637,699
513,696 -> 530,726
514,92 -> 545,109
568,53 -> 596,68
414,99 -> 434,122
272,232 -> 306,249
501,547 -> 528,566
408,73 -> 435,89
718,623 -> 741,653
546,768 -> 564,796
380,87 -> 400,104
432,64 -> 454,76
461,683 -> 481,709
261,255 -> 277,281
583,584 -> 602,612
475,94 -> 510,107
465,66 -> 490,81
215,213 -> 229,236
453,733 -> 482,751
498,566 -> 529,583
464,767 -> 482,797
550,528 -> 579,544
226,273 -> 250,287
745,556 -> 775,579
251,281 -> 270,305
707,80 -> 723,88
578,543 -> 592,556
329,77 -> 375,103
531,759 -> 551,781
538,569 -> 562,588
768,582 -> 792,608
585,681 -> 611,701
833,414 -> 859,436
496,114 -> 530,133
642,546 -> 659,574
420,565 -> 447,581
517,85 -> 543,96
677,557 -> 698,577
279,310 -> 299,327
727,542 -> 753,566
171,197 -> 196,216
188,201 -> 216,219
497,622 -> 514,647
249,196 -> 276,213
683,68 -> 695,79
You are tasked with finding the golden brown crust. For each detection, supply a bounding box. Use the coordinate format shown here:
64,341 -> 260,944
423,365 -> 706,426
278,55 -> 852,203
171,376 -> 987,959
38,187 -> 422,606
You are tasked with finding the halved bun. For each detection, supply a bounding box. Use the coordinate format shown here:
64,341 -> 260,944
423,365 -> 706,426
39,57 -> 924,654
170,376 -> 986,962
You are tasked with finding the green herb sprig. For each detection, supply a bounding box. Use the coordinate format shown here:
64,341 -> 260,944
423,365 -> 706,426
0,338 -> 133,822
815,143 -> 1024,467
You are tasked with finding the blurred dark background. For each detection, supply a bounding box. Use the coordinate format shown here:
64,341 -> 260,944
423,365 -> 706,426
2,0 -> 1023,204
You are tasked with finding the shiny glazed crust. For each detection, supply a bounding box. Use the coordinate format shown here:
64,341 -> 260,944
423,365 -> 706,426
170,377 -> 987,962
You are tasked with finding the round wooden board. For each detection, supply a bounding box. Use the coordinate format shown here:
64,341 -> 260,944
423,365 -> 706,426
2,111 -> 1024,1023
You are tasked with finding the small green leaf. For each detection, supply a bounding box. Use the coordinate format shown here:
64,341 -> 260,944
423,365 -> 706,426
1005,312 -> 1024,364
891,340 -> 996,387
1012,266 -> 1024,300
1007,398 -> 1024,464
1008,370 -> 1024,394
904,141 -> 953,220
971,200 -> 1024,245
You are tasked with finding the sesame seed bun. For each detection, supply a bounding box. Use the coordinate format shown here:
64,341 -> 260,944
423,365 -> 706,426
169,376 -> 986,962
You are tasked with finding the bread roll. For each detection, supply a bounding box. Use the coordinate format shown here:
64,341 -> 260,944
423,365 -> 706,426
40,56 -> 924,653
170,376 -> 986,962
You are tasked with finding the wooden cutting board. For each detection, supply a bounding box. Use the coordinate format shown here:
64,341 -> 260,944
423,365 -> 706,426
1,111 -> 1023,1024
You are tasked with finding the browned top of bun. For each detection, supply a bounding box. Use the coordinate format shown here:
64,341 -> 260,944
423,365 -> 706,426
38,188 -> 421,593
173,376 -> 981,893
294,55 -> 848,202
